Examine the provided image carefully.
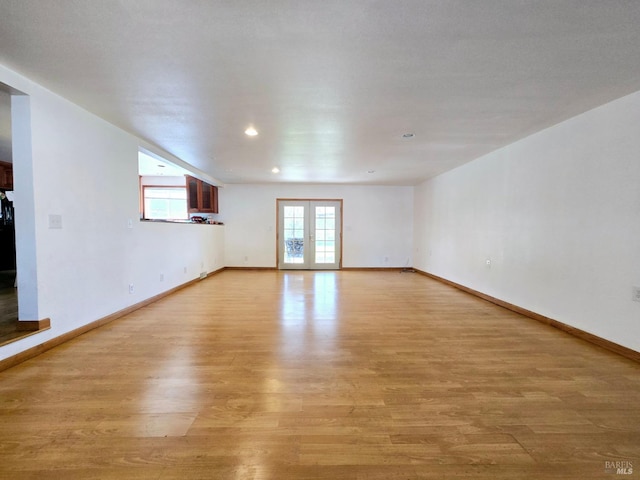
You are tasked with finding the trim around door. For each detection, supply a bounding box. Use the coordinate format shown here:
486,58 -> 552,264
276,198 -> 343,270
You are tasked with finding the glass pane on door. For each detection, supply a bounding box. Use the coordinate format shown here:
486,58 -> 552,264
283,206 -> 305,264
314,206 -> 336,264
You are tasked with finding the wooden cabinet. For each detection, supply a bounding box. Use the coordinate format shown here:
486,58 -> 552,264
186,175 -> 200,211
0,161 -> 13,190
186,175 -> 218,213
200,181 -> 218,212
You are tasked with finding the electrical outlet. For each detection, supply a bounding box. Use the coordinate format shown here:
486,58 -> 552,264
632,286 -> 640,303
183,266 -> 187,274
128,283 -> 134,294
160,273 -> 164,282
48,214 -> 63,229
200,271 -> 208,280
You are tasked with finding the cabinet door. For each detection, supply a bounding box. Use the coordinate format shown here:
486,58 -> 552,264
0,162 -> 11,190
186,175 -> 200,212
212,185 -> 219,214
200,182 -> 213,212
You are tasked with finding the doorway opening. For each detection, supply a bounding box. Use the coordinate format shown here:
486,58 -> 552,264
277,199 -> 342,270
0,87 -> 17,343
0,82 -> 39,345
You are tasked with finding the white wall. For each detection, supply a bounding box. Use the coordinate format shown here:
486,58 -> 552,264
140,175 -> 186,187
0,64 -> 224,362
221,184 -> 413,268
414,90 -> 640,353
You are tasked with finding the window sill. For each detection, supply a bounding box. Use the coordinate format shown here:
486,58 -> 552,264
140,219 -> 224,225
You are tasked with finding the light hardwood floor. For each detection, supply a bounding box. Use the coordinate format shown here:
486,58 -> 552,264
0,270 -> 19,344
0,270 -> 638,479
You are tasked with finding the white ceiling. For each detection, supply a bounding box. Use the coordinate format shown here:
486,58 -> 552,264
138,150 -> 191,177
1,1 -> 640,185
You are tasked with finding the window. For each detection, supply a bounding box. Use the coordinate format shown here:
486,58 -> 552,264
142,186 -> 188,220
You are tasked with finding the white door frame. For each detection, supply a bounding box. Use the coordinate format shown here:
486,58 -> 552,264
277,199 -> 343,270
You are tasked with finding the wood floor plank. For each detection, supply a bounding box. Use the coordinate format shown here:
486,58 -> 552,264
0,270 -> 639,479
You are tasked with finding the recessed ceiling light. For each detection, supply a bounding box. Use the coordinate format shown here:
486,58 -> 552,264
245,126 -> 258,137
402,133 -> 415,139
271,167 -> 280,173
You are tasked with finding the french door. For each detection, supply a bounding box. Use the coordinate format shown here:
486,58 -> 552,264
277,200 -> 342,270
